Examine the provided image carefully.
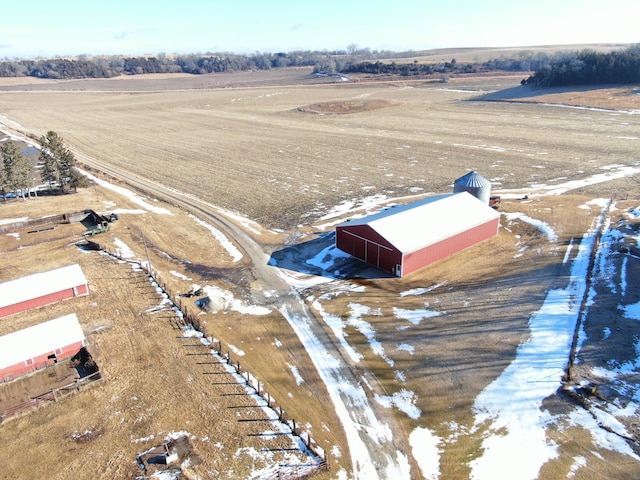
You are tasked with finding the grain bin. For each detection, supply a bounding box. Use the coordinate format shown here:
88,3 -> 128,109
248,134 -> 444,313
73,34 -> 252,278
453,171 -> 492,204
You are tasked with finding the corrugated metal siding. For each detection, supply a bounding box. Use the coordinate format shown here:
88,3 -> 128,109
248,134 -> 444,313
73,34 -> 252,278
337,225 -> 394,249
453,171 -> 492,204
0,314 -> 86,378
379,248 -> 402,275
336,193 -> 500,277
0,288 -> 78,318
0,340 -> 85,382
403,218 -> 499,276
336,224 -> 401,273
336,193 -> 499,253
0,264 -> 88,311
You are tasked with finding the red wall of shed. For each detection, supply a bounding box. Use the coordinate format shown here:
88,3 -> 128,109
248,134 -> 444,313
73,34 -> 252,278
336,225 -> 401,274
0,284 -> 89,318
0,340 -> 85,382
403,218 -> 499,276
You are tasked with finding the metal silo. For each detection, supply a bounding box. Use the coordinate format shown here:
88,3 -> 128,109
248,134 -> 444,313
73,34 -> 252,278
453,171 -> 492,204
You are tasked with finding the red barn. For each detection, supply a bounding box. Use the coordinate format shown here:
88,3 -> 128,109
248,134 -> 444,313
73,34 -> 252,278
0,264 -> 89,318
0,313 -> 86,381
335,192 -> 500,277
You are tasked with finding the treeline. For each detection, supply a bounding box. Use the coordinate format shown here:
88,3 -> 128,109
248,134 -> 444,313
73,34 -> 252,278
2,45 -> 638,88
0,49 -> 392,79
0,48 -> 571,80
335,53 -> 550,77
523,45 -> 640,87
0,50 -> 548,80
1,131 -> 85,201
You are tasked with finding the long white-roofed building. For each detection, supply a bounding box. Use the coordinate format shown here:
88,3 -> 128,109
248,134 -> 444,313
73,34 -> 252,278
335,192 -> 500,277
0,264 -> 89,318
0,313 -> 86,381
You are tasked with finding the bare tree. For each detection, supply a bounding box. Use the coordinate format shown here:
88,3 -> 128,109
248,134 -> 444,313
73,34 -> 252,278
347,44 -> 359,55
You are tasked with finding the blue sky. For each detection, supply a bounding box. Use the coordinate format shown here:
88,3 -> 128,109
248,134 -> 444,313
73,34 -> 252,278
1,0 -> 638,59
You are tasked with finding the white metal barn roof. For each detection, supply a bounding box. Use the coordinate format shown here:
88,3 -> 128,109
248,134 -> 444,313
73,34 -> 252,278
0,264 -> 87,309
0,313 -> 85,370
340,192 -> 500,253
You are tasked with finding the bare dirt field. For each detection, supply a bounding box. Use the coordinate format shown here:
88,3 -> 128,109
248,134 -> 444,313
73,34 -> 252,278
0,60 -> 639,479
1,69 -> 638,231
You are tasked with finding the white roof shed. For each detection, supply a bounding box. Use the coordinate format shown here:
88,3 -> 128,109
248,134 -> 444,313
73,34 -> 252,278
341,192 -> 500,253
0,313 -> 85,371
0,264 -> 88,309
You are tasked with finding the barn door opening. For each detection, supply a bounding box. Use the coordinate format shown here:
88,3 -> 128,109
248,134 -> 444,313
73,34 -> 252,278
395,264 -> 402,276
366,242 -> 379,267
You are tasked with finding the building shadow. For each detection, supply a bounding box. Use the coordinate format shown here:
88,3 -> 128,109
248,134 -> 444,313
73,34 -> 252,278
470,83 -> 619,102
69,347 -> 100,379
268,231 -> 394,281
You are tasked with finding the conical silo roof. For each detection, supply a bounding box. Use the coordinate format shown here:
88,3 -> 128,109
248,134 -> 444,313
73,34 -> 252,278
454,171 -> 491,189
453,171 -> 492,204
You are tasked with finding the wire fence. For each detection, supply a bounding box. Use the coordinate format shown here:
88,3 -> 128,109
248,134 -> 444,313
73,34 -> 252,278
0,371 -> 102,423
100,244 -> 330,479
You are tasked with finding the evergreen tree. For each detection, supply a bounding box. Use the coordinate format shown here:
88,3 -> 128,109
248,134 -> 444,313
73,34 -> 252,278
64,151 -> 86,192
524,45 -> 640,87
38,131 -> 80,193
14,149 -> 34,198
57,148 -> 77,192
1,140 -> 33,200
39,131 -> 62,189
39,144 -> 58,190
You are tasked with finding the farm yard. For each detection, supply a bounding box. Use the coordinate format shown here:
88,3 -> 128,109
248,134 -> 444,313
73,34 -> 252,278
0,64 -> 639,479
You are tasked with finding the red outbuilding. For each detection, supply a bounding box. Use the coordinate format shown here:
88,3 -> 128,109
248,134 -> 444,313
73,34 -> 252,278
0,313 -> 86,382
0,264 -> 89,318
335,192 -> 500,277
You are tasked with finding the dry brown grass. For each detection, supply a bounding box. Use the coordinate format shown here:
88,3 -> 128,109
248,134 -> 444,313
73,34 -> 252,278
0,188 -> 341,479
1,68 -> 639,479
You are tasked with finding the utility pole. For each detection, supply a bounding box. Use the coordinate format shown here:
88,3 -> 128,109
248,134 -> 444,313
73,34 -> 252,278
140,228 -> 153,277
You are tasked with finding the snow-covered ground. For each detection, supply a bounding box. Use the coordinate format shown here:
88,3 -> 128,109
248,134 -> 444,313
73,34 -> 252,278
300,192 -> 640,479
290,166 -> 640,479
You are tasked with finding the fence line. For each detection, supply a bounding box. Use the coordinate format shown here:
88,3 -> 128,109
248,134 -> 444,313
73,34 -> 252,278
0,371 -> 102,423
101,246 -> 329,477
